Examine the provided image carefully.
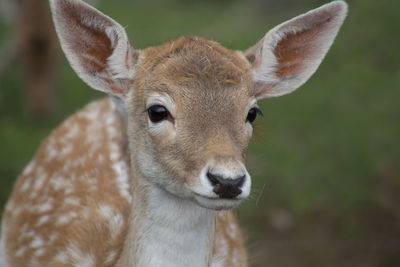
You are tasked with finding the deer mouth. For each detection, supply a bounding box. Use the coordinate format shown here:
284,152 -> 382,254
193,192 -> 244,210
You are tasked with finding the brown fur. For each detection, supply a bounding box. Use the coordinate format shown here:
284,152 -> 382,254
128,37 -> 254,188
3,36 -> 253,266
3,97 -> 247,266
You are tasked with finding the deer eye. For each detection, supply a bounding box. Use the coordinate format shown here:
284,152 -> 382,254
147,105 -> 169,123
246,107 -> 263,123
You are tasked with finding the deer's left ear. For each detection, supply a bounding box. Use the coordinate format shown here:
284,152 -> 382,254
244,1 -> 347,99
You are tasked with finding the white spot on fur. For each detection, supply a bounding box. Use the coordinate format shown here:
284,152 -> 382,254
86,176 -> 98,185
72,156 -> 87,167
65,186 -> 74,195
109,213 -> 124,239
110,151 -> 120,161
105,250 -> 117,264
67,243 -> 95,267
55,252 -> 68,263
33,175 -> 47,191
60,143 -> 73,156
99,205 -> 113,219
98,205 -> 124,239
36,215 -> 50,226
46,139 -> 58,160
112,161 -> 131,202
65,197 -> 81,206
105,113 -> 115,126
15,246 -> 28,257
30,236 -> 44,248
64,123 -> 79,140
17,229 -> 36,242
85,107 -> 100,121
37,202 -> 53,213
107,124 -> 118,140
85,119 -> 102,150
56,211 -> 78,225
108,140 -> 120,160
5,199 -> 14,213
22,160 -> 36,176
232,248 -> 239,266
50,175 -> 73,192
56,215 -> 70,225
20,178 -> 32,193
11,205 -> 23,217
227,223 -> 236,239
49,233 -> 58,243
29,191 -> 38,200
34,248 -> 45,257
29,257 -> 40,266
219,236 -> 228,259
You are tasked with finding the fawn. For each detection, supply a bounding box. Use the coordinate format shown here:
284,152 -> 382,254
0,0 -> 347,266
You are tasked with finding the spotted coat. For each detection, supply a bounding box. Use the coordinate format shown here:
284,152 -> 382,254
1,98 -> 247,267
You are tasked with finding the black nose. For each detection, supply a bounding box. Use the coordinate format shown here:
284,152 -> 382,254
206,172 -> 246,199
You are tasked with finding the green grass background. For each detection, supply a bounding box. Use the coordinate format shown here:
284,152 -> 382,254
0,0 -> 399,266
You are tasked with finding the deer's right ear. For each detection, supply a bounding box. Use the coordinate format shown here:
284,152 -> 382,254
50,0 -> 137,97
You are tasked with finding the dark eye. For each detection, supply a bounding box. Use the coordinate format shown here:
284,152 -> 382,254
246,107 -> 263,123
147,105 -> 169,123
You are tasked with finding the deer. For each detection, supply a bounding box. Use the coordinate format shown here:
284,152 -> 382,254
0,0 -> 347,266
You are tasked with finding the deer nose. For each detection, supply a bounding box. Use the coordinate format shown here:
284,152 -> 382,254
206,171 -> 246,199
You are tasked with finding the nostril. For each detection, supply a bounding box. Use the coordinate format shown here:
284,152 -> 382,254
235,175 -> 246,188
206,172 -> 221,186
206,171 -> 246,199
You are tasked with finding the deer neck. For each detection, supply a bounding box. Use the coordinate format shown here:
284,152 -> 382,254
117,167 -> 216,267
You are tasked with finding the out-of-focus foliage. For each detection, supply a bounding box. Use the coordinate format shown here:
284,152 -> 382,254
0,0 -> 399,266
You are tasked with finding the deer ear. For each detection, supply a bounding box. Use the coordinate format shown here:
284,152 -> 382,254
50,0 -> 137,97
244,1 -> 347,99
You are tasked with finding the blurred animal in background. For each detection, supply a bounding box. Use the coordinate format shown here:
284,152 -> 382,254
0,0 -> 98,119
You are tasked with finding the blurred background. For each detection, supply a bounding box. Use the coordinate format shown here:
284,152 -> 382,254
0,0 -> 399,266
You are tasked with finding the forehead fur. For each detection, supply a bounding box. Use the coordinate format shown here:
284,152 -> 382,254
135,36 -> 253,97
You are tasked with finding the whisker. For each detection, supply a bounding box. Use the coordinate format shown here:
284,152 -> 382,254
255,182 -> 267,206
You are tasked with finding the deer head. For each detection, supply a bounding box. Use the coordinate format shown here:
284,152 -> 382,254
50,0 -> 347,210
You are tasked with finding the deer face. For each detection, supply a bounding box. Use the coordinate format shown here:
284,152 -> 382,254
127,37 -> 256,209
50,0 -> 347,210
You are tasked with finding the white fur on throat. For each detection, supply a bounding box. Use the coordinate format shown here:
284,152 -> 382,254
131,183 -> 216,267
